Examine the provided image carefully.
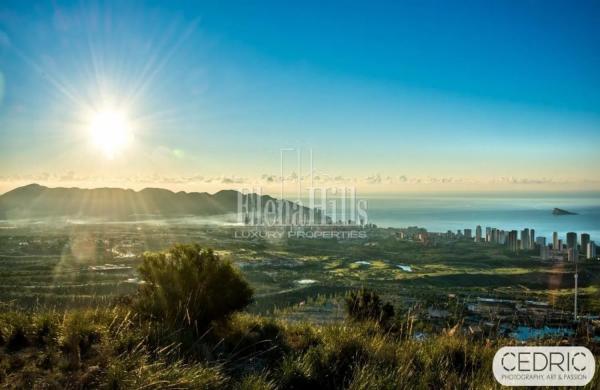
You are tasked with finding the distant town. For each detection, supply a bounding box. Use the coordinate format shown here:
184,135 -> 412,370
397,225 -> 598,262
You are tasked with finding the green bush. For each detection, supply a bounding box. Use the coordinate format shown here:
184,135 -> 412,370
344,288 -> 394,324
59,311 -> 105,370
136,244 -> 253,332
214,314 -> 287,365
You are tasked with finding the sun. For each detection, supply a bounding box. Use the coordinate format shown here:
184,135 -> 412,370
88,109 -> 133,159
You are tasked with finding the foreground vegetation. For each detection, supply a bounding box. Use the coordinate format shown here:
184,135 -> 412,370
0,307 -> 521,389
0,244 -> 598,389
1,306 -> 598,389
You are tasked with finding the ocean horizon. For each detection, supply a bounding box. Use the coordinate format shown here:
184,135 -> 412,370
364,194 -> 600,241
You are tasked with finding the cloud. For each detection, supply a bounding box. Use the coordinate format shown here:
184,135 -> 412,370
261,174 -> 277,182
186,175 -> 204,182
1,171 -> 598,194
60,171 -> 75,181
492,177 -> 558,185
221,176 -> 246,184
365,174 -> 382,184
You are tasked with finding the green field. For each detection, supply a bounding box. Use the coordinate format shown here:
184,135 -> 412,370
1,223 -> 598,317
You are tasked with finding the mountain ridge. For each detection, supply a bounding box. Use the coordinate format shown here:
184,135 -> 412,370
0,184 -> 315,221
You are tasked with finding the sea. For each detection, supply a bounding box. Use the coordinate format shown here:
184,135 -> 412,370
363,193 -> 600,241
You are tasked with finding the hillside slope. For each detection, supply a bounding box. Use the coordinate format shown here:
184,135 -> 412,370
0,184 -> 316,221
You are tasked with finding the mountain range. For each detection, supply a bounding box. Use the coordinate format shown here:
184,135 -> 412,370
0,184 -> 317,221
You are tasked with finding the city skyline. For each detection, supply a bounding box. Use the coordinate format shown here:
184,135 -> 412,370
427,223 -> 597,261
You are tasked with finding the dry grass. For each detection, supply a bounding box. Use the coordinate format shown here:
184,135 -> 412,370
0,306 -> 599,389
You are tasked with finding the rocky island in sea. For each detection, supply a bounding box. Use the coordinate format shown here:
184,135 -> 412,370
552,208 -> 578,215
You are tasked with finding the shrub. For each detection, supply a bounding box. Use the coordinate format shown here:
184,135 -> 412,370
344,288 -> 394,324
1,312 -> 30,352
288,324 -> 381,389
278,354 -> 316,389
6,327 -> 29,352
215,314 -> 286,364
32,311 -> 60,347
136,244 -> 253,332
59,311 -> 104,370
283,322 -> 321,352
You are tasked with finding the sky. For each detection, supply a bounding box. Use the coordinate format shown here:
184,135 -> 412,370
0,0 -> 599,195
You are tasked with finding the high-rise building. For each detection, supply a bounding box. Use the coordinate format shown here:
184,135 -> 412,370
507,230 -> 518,252
566,232 -> 577,249
519,230 -> 524,249
568,247 -> 577,262
499,230 -> 506,245
486,227 -> 492,242
530,229 -> 535,248
540,245 -> 550,260
581,233 -> 590,252
587,241 -> 596,260
536,237 -> 546,247
464,229 -> 472,239
553,232 -> 559,250
521,228 -> 530,249
475,225 -> 482,242
557,239 -> 563,252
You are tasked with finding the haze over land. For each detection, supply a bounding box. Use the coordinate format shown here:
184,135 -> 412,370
0,183 -> 315,220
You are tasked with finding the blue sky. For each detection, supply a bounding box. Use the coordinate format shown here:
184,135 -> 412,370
0,0 -> 599,193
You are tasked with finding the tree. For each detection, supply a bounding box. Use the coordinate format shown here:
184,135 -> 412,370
136,244 -> 253,331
